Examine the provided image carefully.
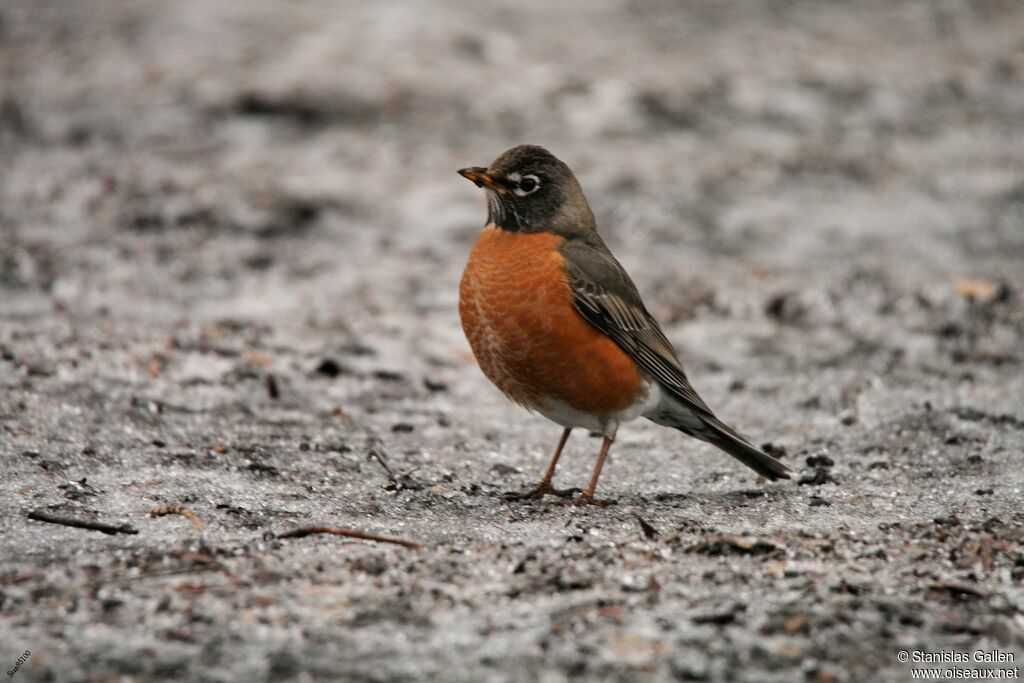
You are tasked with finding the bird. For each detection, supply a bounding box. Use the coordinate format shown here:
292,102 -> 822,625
457,145 -> 793,504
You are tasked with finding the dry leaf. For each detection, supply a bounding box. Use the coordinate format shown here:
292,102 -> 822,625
954,278 -> 1004,303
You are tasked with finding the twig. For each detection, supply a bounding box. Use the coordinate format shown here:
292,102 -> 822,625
367,445 -> 397,481
265,373 -> 280,399
367,445 -> 423,491
122,551 -> 228,583
0,571 -> 43,586
980,535 -> 994,574
28,508 -> 138,535
277,525 -> 420,549
123,562 -> 224,583
149,505 -> 204,534
637,516 -> 660,540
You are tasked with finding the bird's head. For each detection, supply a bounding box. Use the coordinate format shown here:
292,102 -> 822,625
458,145 -> 596,239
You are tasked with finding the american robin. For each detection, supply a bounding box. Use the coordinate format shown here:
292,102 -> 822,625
458,145 -> 793,504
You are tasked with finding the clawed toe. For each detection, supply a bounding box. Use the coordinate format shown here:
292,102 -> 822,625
571,494 -> 615,507
504,482 -> 580,500
503,484 -> 613,506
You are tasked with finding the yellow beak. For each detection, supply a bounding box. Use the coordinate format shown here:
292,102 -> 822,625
457,167 -> 508,194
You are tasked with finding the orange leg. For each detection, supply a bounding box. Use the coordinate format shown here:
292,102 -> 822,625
505,428 -> 579,500
576,434 -> 615,506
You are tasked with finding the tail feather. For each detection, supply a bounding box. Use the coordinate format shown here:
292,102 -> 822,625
646,402 -> 795,481
699,417 -> 793,481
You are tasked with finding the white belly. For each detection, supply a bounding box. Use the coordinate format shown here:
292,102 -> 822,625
535,377 -> 662,439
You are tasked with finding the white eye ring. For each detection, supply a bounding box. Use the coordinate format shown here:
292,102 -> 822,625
513,173 -> 540,197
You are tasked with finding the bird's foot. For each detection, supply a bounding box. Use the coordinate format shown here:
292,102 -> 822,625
571,493 -> 616,507
504,481 -> 580,501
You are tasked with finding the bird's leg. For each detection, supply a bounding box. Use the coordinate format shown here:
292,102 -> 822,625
576,433 -> 615,506
505,428 -> 579,499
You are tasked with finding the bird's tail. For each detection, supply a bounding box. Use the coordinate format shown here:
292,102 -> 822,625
697,417 -> 793,481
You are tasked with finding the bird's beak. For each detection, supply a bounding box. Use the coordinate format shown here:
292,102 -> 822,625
458,167 -> 507,194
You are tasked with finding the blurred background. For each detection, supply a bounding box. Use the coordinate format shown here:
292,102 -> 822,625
2,1 -> 1023,681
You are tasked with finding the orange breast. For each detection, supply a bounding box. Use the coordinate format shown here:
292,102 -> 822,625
459,227 -> 642,416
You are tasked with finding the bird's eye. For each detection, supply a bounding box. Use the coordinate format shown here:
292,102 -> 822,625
514,174 -> 540,197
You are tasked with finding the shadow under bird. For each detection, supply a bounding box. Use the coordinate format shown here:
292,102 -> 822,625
458,145 -> 793,504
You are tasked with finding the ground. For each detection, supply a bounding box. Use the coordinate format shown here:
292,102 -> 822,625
2,1 -> 1024,681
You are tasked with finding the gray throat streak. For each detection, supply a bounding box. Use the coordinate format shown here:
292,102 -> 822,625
486,191 -> 524,231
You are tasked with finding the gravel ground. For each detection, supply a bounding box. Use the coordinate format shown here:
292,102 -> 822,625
2,1 -> 1024,681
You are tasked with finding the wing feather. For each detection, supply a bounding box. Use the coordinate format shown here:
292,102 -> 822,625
559,240 -> 713,416
559,239 -> 794,481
